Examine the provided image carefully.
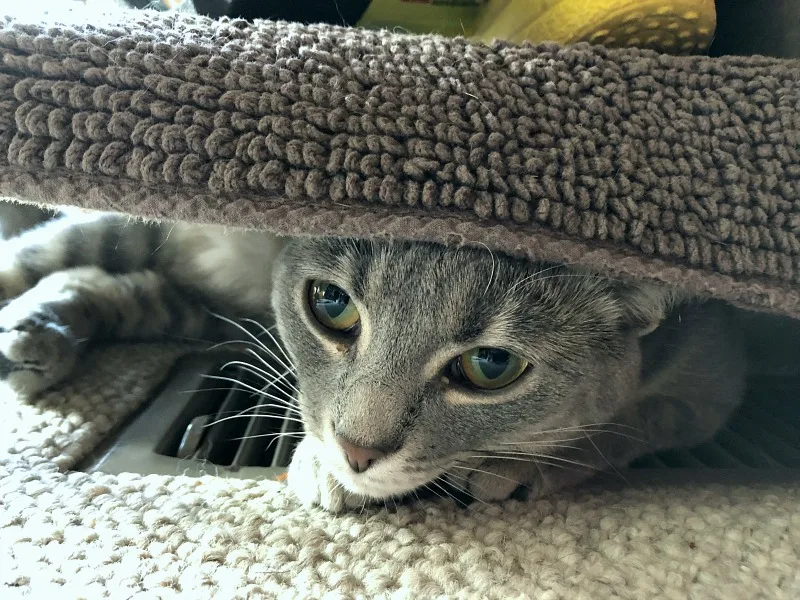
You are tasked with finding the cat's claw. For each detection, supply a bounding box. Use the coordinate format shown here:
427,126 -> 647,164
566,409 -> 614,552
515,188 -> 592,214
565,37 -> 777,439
287,436 -> 369,513
0,300 -> 79,397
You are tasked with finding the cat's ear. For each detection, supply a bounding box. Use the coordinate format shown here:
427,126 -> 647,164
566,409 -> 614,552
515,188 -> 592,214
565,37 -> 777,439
616,281 -> 683,337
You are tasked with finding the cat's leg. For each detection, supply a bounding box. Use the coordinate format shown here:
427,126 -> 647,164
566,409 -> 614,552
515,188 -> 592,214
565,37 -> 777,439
0,266 -> 210,396
0,210 -> 166,301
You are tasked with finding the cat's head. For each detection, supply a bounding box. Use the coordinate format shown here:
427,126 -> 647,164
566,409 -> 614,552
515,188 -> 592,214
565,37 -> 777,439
272,238 -> 676,500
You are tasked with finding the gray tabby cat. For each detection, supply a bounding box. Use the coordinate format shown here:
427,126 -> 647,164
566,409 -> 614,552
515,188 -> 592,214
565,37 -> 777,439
0,200 -> 746,511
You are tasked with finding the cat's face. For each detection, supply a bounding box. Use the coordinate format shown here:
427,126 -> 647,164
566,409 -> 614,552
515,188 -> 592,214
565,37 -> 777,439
272,238 -> 669,500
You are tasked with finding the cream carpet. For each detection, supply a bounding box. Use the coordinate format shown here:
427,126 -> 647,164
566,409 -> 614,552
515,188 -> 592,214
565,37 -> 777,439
1,344 -> 798,599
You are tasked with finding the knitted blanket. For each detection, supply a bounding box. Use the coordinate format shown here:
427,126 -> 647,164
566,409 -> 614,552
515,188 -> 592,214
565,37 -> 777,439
1,8 -> 799,599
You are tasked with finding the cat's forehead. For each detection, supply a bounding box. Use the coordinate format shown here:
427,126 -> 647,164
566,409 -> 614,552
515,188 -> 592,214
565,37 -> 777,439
299,238 -> 497,304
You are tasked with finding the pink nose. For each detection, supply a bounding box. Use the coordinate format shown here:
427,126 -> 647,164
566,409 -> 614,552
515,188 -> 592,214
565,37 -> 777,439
336,436 -> 387,473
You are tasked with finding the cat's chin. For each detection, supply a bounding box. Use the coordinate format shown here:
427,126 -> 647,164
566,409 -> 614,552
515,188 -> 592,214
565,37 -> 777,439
332,468 -> 440,501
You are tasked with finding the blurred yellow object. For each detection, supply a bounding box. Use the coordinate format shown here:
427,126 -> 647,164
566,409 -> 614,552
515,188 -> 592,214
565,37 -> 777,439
357,0 -> 485,37
358,0 -> 716,54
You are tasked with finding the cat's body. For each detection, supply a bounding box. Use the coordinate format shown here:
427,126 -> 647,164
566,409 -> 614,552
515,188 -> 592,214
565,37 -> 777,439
0,201 -> 746,510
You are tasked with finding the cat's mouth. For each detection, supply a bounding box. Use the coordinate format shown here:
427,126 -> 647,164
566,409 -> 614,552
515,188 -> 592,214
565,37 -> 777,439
319,433 -> 446,499
332,464 -> 445,500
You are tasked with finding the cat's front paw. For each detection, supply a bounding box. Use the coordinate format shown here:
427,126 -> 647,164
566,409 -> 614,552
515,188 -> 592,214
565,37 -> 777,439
287,436 -> 370,513
460,458 -> 541,503
460,456 -> 599,504
0,301 -> 79,397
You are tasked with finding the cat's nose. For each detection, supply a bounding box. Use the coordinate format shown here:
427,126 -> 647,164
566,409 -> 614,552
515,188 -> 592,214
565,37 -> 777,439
336,435 -> 387,473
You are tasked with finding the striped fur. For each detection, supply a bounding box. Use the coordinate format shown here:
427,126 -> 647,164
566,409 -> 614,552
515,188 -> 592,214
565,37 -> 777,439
0,201 -> 283,395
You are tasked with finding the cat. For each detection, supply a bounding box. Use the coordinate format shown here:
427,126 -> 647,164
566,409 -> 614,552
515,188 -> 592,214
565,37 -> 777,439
0,200 -> 746,511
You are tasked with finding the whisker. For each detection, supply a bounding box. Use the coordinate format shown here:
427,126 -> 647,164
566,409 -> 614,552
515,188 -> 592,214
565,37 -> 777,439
476,450 -> 598,471
584,432 -> 628,484
242,348 -> 299,390
533,422 -> 645,434
438,475 -> 490,507
466,454 -> 592,474
449,464 -> 523,486
200,375 -> 299,410
422,483 -> 446,502
221,360 -> 300,396
201,374 -> 302,412
236,414 -> 306,425
206,338 -> 296,372
208,312 -> 279,357
230,431 -> 306,442
205,405 -> 302,427
428,479 -> 457,503
240,317 -> 296,372
494,441 -> 582,452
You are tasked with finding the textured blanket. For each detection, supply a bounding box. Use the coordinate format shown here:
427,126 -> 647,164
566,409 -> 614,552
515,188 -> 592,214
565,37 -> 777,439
1,8 -> 800,599
0,10 -> 798,317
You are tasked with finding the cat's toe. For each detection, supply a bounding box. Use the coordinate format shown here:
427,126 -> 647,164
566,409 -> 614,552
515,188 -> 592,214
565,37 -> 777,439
287,436 -> 368,513
464,460 -> 537,503
287,436 -> 325,508
0,306 -> 79,397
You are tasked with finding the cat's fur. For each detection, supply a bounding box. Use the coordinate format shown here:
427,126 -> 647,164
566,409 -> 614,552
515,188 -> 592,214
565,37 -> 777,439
0,201 -> 746,511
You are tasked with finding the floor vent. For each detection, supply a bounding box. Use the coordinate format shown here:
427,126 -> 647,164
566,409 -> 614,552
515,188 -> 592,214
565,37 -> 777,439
82,352 -> 302,479
155,364 -> 301,469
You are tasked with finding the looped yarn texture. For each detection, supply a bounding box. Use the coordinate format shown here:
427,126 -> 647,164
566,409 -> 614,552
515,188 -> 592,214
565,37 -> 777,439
0,12 -> 798,316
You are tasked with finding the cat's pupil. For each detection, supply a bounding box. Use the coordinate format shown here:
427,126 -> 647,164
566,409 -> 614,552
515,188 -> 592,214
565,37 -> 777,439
319,284 -> 350,318
473,348 -> 511,380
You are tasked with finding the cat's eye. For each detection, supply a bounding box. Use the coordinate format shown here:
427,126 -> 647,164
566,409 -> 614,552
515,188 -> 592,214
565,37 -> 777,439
452,347 -> 528,390
308,280 -> 360,333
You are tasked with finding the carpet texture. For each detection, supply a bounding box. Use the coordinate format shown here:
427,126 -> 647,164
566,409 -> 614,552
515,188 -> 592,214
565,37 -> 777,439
0,11 -> 798,317
2,344 -> 799,599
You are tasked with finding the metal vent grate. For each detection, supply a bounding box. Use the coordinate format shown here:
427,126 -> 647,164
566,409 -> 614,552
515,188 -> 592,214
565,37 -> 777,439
155,364 -> 301,470
81,352 -> 303,479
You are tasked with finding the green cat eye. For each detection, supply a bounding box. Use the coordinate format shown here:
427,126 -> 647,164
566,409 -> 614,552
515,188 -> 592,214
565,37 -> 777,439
454,347 -> 528,390
308,281 -> 360,332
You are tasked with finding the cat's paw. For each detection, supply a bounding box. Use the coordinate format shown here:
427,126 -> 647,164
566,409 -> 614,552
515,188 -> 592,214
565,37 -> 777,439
461,456 -> 600,504
0,301 -> 79,397
461,459 -> 541,503
287,436 -> 370,513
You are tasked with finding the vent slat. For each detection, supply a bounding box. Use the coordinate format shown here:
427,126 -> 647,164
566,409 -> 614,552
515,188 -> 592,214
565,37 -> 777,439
736,404 -> 800,448
727,414 -> 800,468
233,375 -> 301,467
652,449 -> 708,468
194,378 -> 256,466
154,385 -> 230,458
687,441 -> 747,468
712,429 -> 782,468
156,359 -> 303,470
